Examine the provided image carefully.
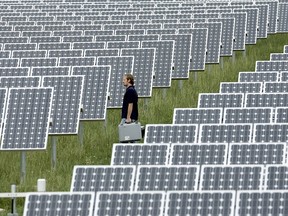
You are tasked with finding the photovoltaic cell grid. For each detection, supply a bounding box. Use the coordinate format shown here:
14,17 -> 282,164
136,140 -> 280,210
23,192 -> 95,216
228,143 -> 286,165
263,81 -> 288,93
194,22 -> 222,64
245,93 -> 288,107
238,71 -> 279,82
221,12 -> 247,50
200,165 -> 264,190
265,166 -> 288,190
198,93 -> 244,108
0,58 -> 19,67
173,108 -> 223,124
42,76 -> 84,135
223,107 -> 273,124
142,40 -> 174,87
0,88 -> 7,133
0,76 -> 40,88
135,165 -> 199,191
161,34 -> 192,79
178,28 -> 207,71
255,0 -> 277,33
106,41 -> 140,49
199,124 -> 252,143
253,123 -> 288,142
97,56 -> 134,108
165,191 -> 235,216
275,107 -> 288,123
71,165 -> 136,192
170,143 -> 227,165
121,48 -> 155,97
285,45 -> 288,53
277,3 -> 288,33
234,8 -> 258,44
111,143 -> 170,166
84,49 -> 119,58
271,53 -> 288,61
31,66 -> 70,76
72,66 -> 110,120
0,67 -> 29,77
144,124 -> 198,144
281,71 -> 288,81
256,61 -> 288,71
94,192 -> 165,216
128,34 -> 160,42
208,18 -> 235,56
0,88 -> 53,150
236,191 -> 288,215
220,82 -> 262,93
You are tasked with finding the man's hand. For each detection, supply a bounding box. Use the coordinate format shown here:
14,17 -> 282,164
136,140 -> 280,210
125,118 -> 131,124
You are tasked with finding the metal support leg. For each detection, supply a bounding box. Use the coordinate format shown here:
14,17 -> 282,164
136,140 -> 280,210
178,80 -> 183,90
193,72 -> 198,81
162,89 -> 167,99
51,136 -> 57,169
11,185 -> 17,215
78,121 -> 84,146
20,152 -> 26,183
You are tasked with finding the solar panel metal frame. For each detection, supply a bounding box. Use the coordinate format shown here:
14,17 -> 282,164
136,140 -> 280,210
165,191 -> 236,216
23,192 -> 95,216
41,75 -> 84,135
111,143 -> 170,166
169,143 -> 228,165
94,191 -> 166,216
228,142 -> 287,165
219,82 -> 263,94
70,165 -> 136,193
198,123 -> 253,143
238,71 -> 279,82
173,108 -> 223,124
199,164 -> 265,190
144,124 -> 199,144
198,93 -> 245,108
135,165 -> 200,191
253,123 -> 288,143
223,107 -> 274,124
0,87 -> 53,150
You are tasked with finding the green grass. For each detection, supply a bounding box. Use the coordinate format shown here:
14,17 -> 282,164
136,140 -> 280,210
0,33 -> 288,215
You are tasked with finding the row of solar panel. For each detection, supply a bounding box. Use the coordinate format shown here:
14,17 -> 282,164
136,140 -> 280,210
22,190 -> 288,216
110,143 -> 287,165
144,123 -> 288,144
69,164 -> 288,192
238,71 -> 288,82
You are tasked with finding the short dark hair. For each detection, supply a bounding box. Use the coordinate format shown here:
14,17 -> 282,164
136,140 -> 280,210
125,73 -> 134,85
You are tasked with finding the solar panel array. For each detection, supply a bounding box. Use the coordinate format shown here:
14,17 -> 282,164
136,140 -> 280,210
3,0 -> 288,215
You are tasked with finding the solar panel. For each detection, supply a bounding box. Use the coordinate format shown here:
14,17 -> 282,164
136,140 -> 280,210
38,42 -> 71,50
256,61 -> 288,71
97,56 -> 134,108
245,93 -> 288,107
146,29 -> 176,35
23,192 -> 95,216
58,57 -> 95,67
12,50 -> 47,59
30,36 -> 61,43
94,191 -> 165,216
85,49 -> 118,58
0,88 -> 7,132
95,35 -> 126,42
63,36 -> 94,43
161,34 -> 192,79
71,66 -> 110,120
111,143 -> 170,166
200,165 -> 264,190
270,53 -> 288,60
75,25 -> 101,31
166,191 -> 235,216
265,166 -> 288,189
4,43 -> 37,51
85,30 -> 114,37
199,123 -> 253,143
107,41 -> 140,49
221,12 -> 247,50
42,76 -> 84,135
223,107 -> 273,124
134,23 -> 162,30
141,40 -> 174,87
193,22 -> 222,63
238,71 -> 279,82
229,143 -> 287,165
277,3 -> 288,32
275,107 -> 288,123
178,28 -> 208,71
253,123 -> 288,142
235,190 -> 288,215
164,23 -> 192,30
103,24 -> 132,31
0,87 -> 53,150
111,15 -> 136,20
135,165 -> 200,191
31,67 -> 70,76
0,37 -> 28,44
48,50 -> 83,58
21,58 -> 57,67
263,81 -> 288,93
72,42 -> 105,50
198,93 -> 244,108
144,124 -> 198,144
0,76 -> 40,88
115,29 -> 145,36
0,51 -> 10,59
0,58 -> 19,67
121,48 -> 155,97
128,35 -> 160,42
234,8 -> 258,44
220,82 -> 262,93
173,108 -> 223,124
170,143 -> 227,165
71,165 -> 136,192
0,67 -> 29,77
285,45 -> 288,53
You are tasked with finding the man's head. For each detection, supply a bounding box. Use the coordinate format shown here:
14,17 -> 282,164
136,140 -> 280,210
123,73 -> 134,87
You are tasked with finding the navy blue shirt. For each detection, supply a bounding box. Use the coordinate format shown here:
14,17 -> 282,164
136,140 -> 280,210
121,86 -> 138,120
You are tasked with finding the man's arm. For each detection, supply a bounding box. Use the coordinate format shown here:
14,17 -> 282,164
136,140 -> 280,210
126,103 -> 133,123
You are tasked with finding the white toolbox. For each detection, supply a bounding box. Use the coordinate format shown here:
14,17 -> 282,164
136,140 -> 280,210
118,122 -> 142,142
